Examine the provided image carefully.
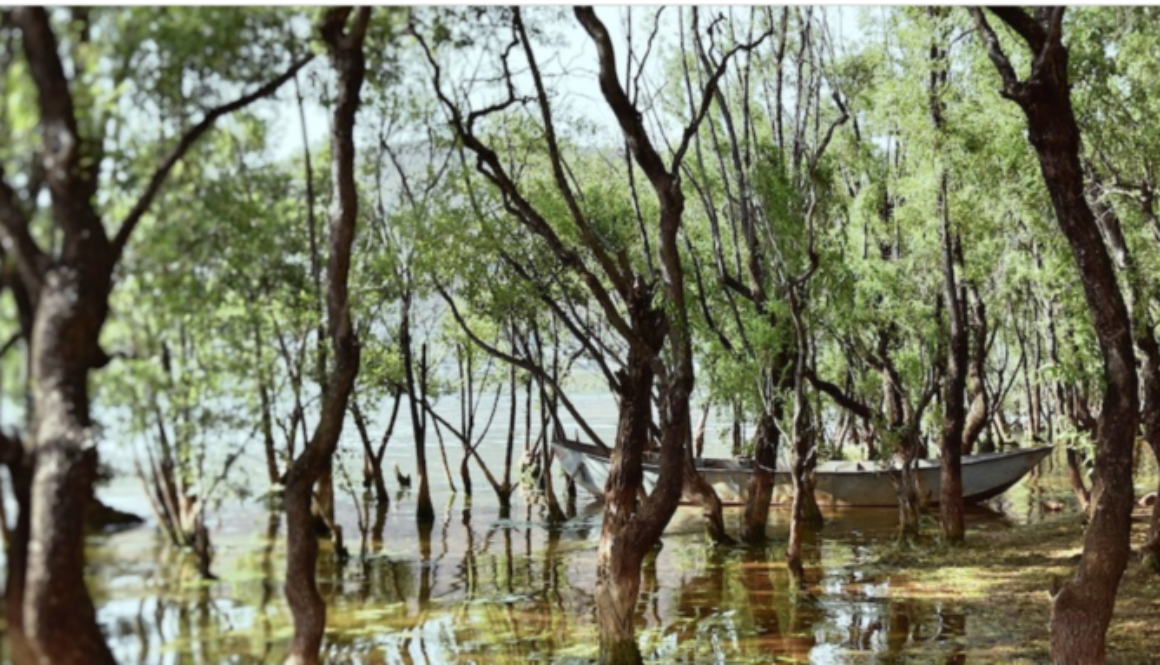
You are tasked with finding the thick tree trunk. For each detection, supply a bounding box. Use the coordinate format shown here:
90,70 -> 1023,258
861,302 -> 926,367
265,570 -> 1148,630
741,411 -> 779,543
974,11 -> 1139,662
21,272 -> 117,665
283,11 -> 366,664
594,321 -> 666,664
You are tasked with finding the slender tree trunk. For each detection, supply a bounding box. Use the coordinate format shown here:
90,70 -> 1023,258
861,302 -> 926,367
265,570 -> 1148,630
402,300 -> 435,525
1088,171 -> 1160,572
963,290 -> 990,454
500,360 -> 518,517
937,208 -> 967,543
682,452 -> 735,545
283,11 -> 366,664
929,11 -> 965,542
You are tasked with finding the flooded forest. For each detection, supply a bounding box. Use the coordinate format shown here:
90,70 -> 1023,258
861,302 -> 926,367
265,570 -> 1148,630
2,5 -> 1160,665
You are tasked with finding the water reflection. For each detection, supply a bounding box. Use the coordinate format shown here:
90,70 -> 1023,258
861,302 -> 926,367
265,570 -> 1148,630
14,446 -> 1148,664
73,493 -> 1039,665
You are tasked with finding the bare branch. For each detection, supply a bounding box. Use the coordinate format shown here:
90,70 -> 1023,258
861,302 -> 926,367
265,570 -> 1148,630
513,7 -> 630,297
113,54 -> 316,258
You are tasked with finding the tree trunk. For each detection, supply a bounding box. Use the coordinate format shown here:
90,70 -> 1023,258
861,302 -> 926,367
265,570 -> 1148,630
741,411 -> 779,543
402,306 -> 435,525
963,291 -> 990,454
1088,171 -> 1160,573
21,270 -> 118,665
937,210 -> 967,544
682,452 -> 735,545
594,316 -> 667,663
973,10 -> 1139,661
283,11 -> 366,664
930,12 -> 965,543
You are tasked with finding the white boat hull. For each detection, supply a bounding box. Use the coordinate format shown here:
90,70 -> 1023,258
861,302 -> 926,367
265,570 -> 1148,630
553,441 -> 1053,508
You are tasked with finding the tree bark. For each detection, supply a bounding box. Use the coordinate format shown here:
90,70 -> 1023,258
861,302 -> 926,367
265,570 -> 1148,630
973,9 -> 1139,662
593,301 -> 669,663
283,9 -> 366,664
962,290 -> 990,454
929,11 -> 965,542
0,9 -> 308,662
741,409 -> 780,543
937,186 -> 967,543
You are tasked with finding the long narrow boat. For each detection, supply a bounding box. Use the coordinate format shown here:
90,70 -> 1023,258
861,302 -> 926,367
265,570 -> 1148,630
552,439 -> 1053,507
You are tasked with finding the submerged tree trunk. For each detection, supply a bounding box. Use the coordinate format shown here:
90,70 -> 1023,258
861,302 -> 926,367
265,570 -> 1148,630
23,269 -> 117,663
402,303 -> 435,525
973,10 -> 1139,662
283,10 -> 366,664
593,311 -> 669,663
682,451 -> 735,546
741,410 -> 780,544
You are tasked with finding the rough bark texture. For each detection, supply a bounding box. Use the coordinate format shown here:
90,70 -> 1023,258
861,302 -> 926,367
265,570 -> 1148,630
283,9 -> 366,664
573,7 -> 759,657
932,16 -> 966,539
741,410 -> 780,543
593,301 -> 670,663
0,9 -> 309,663
962,290 -> 990,455
937,189 -> 967,543
973,8 -> 1139,662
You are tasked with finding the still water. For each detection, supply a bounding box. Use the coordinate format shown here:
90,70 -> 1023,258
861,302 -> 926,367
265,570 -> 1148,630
3,392 -> 1136,663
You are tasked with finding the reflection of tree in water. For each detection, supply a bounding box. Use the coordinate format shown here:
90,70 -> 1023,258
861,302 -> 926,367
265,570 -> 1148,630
87,498 -> 998,664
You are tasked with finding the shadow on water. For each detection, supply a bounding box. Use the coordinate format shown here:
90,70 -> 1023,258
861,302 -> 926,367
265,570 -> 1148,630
12,445 -> 1149,664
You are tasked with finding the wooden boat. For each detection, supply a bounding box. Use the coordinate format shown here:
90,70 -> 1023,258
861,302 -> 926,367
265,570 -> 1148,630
552,439 -> 1054,508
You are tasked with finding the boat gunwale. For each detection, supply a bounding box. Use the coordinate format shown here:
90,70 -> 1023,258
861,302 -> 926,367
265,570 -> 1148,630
552,438 -> 1055,477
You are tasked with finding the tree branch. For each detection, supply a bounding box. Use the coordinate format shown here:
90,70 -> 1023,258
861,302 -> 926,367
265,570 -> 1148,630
0,171 -> 46,294
987,6 -> 1045,52
112,53 -> 316,258
969,8 -> 1022,98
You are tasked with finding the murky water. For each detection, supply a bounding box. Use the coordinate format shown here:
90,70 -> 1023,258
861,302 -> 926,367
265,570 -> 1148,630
79,454 -> 1112,665
4,390 -> 1156,663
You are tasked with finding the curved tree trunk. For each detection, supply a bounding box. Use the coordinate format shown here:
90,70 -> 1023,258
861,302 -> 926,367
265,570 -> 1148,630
682,453 -> 736,546
593,315 -> 668,664
283,10 -> 366,664
972,10 -> 1139,662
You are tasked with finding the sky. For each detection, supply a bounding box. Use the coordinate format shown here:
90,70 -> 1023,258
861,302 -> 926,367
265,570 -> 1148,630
266,6 -> 868,164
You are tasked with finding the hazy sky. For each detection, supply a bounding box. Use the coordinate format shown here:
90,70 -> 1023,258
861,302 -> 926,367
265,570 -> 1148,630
265,6 -> 867,164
